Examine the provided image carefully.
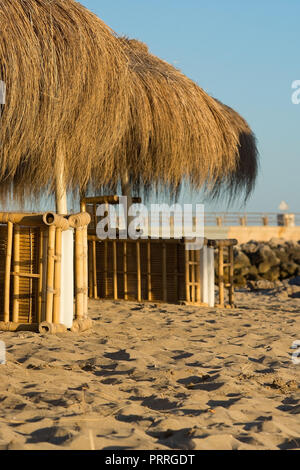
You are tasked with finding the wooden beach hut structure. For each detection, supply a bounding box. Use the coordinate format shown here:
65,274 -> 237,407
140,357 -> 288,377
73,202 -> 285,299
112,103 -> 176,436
0,2 -> 258,328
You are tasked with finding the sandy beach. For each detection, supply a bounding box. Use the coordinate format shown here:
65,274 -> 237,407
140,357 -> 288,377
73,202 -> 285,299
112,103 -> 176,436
0,290 -> 299,451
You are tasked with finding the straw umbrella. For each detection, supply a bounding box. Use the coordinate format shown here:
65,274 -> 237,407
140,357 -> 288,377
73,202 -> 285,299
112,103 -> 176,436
0,0 -> 131,212
211,100 -> 258,201
116,38 -> 258,200
0,2 -> 257,208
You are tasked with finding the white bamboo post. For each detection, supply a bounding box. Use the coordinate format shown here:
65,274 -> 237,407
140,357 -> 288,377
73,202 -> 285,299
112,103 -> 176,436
75,227 -> 84,319
207,246 -> 215,307
53,228 -> 62,324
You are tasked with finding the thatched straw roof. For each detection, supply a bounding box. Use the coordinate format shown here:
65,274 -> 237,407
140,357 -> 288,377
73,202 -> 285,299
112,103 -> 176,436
118,38 -> 258,200
0,0 -> 130,200
117,38 -> 242,197
211,101 -> 259,201
0,1 -> 257,204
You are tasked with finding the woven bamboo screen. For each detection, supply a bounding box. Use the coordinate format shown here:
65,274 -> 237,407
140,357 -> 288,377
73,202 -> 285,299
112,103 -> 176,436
0,226 -> 40,324
88,239 -> 201,304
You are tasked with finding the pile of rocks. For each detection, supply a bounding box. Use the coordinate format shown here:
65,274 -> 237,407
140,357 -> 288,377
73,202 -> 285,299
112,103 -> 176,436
228,238 -> 300,287
247,277 -> 300,299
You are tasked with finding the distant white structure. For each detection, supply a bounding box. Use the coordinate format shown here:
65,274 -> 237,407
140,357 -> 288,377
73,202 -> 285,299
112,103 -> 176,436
278,201 -> 289,211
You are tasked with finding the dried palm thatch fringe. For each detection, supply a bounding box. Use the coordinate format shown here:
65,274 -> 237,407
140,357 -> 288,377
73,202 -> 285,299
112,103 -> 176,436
117,38 -> 258,201
211,100 -> 259,202
117,37 -> 243,198
0,0 -> 130,201
0,1 -> 257,204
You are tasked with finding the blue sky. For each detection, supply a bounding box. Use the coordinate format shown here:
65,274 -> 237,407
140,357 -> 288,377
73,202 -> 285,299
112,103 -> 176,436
82,0 -> 300,213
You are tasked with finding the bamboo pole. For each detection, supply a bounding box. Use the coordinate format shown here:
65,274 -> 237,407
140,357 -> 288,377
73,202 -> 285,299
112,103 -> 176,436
185,247 -> 190,302
218,244 -> 224,307
39,321 -> 67,335
162,243 -> 167,302
0,322 -> 38,332
191,250 -> 195,303
46,225 -> 56,323
123,242 -> 128,300
12,225 -> 20,323
136,241 -> 141,302
82,225 -> 88,315
229,245 -> 234,307
147,241 -> 152,301
103,241 -> 108,298
41,230 -> 48,322
4,221 -> 13,323
37,229 -> 44,324
88,241 -> 93,298
53,228 -> 62,324
174,244 -> 178,302
75,228 -> 84,319
29,228 -> 33,324
92,240 -> 98,299
113,240 -> 118,300
195,249 -> 201,303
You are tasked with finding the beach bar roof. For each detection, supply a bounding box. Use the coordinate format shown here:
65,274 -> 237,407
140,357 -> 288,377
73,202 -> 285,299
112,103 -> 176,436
0,1 -> 257,206
118,38 -> 258,200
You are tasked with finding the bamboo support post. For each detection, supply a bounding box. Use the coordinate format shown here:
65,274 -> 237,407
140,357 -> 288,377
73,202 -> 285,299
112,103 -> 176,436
123,242 -> 128,300
88,241 -> 93,298
162,243 -> 167,302
191,250 -> 195,303
195,249 -> 201,303
46,225 -> 56,323
103,241 -> 108,298
82,225 -> 88,315
229,245 -> 234,307
53,228 -> 62,324
92,240 -> 98,299
174,245 -> 179,302
12,225 -> 20,323
4,221 -> 13,323
37,229 -> 44,323
185,247 -> 190,302
218,244 -> 224,307
75,228 -> 84,319
147,241 -> 152,301
113,240 -> 118,300
136,241 -> 141,302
